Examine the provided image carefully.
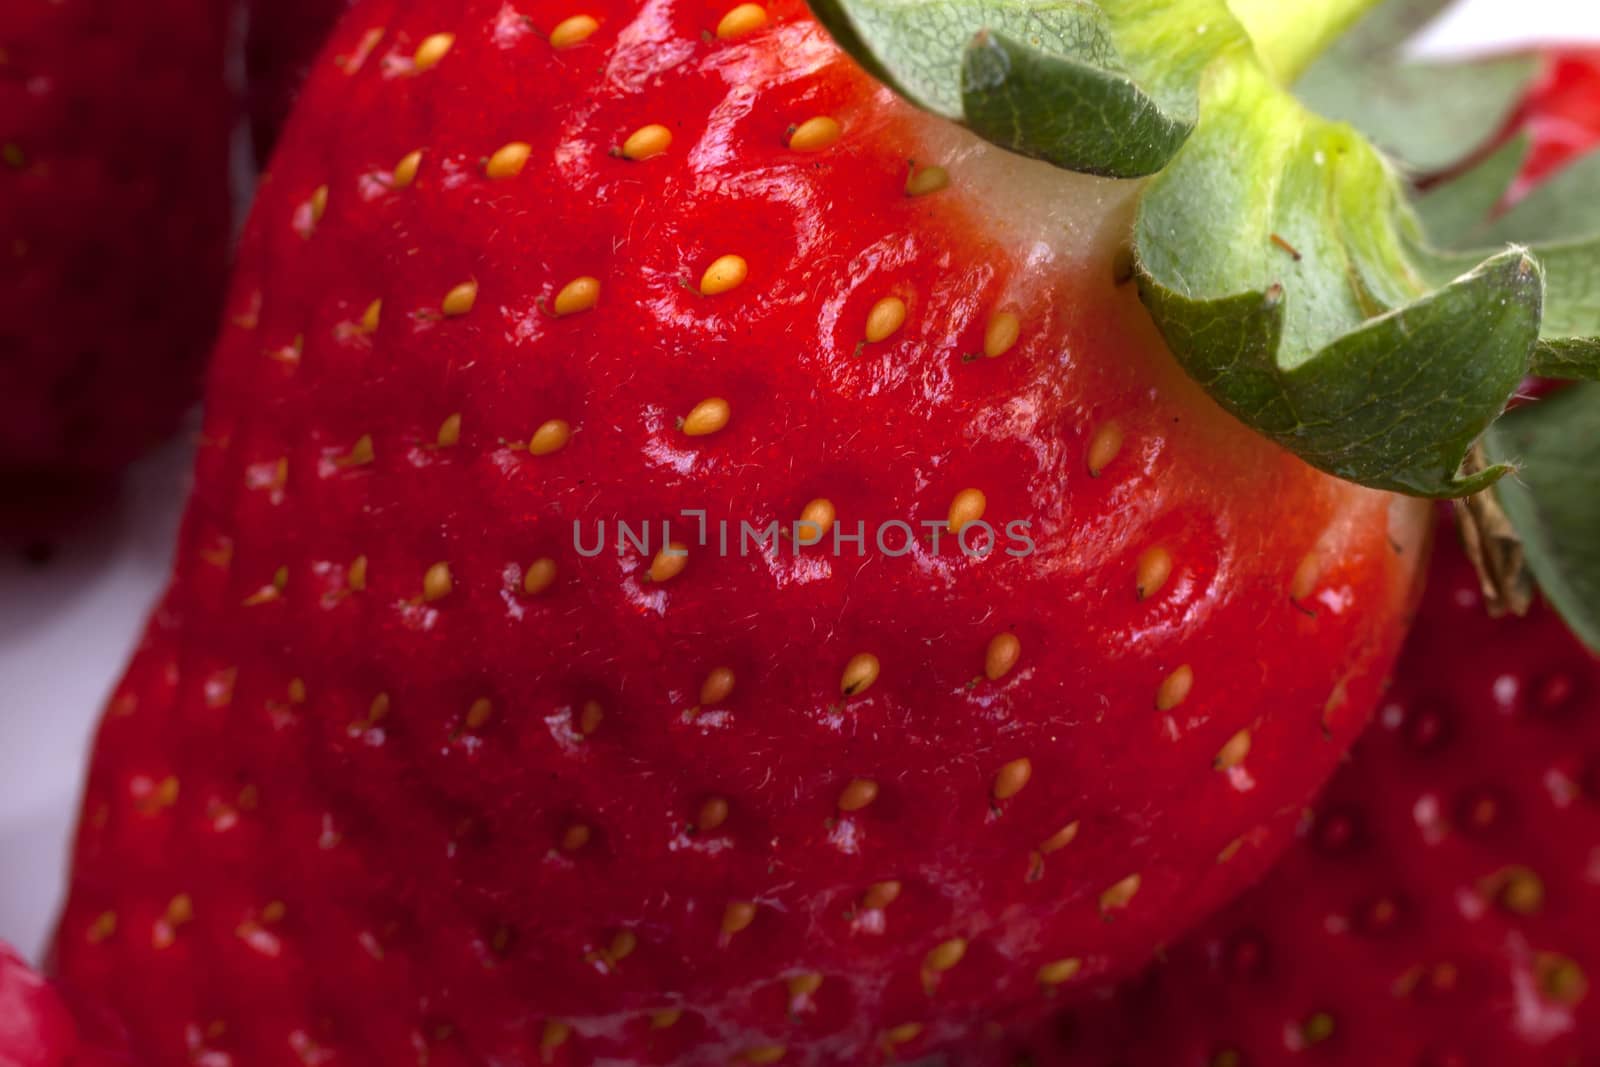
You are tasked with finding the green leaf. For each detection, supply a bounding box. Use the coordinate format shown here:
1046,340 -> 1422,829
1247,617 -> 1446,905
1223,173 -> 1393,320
1483,383 -> 1600,654
1294,0 -> 1537,172
959,28 -> 1190,178
1475,149 -> 1600,246
805,0 -> 1246,178
1139,245 -> 1538,497
1413,135 -> 1530,248
1416,146 -> 1600,382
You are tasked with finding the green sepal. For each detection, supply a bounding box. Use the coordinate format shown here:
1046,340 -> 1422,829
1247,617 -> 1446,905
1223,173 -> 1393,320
804,0 -> 1243,178
1138,248 -> 1538,498
1413,135 -> 1531,248
1483,383 -> 1600,655
959,28 -> 1191,178
1294,0 -> 1538,172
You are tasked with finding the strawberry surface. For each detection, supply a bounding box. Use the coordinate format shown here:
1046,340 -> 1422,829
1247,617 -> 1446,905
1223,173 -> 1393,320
0,0 -> 233,479
55,0 -> 1428,1062
246,0 -> 356,163
997,521 -> 1600,1066
1,941 -> 126,1067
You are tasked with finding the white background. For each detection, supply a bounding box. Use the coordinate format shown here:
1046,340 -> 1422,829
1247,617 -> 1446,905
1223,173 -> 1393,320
4,0 -> 1600,965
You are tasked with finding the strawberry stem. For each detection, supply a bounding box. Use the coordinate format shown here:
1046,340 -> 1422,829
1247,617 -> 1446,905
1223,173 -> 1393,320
1228,0 -> 1385,84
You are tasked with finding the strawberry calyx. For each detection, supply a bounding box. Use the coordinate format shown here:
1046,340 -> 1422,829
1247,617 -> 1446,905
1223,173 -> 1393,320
809,0 -> 1600,648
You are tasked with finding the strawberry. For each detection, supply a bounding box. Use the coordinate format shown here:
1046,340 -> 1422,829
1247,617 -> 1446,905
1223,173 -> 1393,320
991,520 -> 1600,1066
0,941 -> 127,1067
0,0 -> 233,480
1508,49 -> 1600,188
49,0 -> 1440,1061
245,0 -> 356,163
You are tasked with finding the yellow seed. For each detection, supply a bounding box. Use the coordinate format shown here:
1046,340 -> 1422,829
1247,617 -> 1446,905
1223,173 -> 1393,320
984,311 -> 1021,358
345,434 -> 375,466
348,555 -> 369,592
287,678 -> 307,704
262,901 -> 286,923
609,930 -> 638,961
423,562 -> 453,602
838,778 -> 879,812
716,3 -> 768,39
368,693 -> 391,724
561,824 -> 591,851
529,419 -> 572,455
392,150 -> 423,188
947,488 -> 987,533
648,543 -> 689,583
1291,552 -> 1321,601
884,1023 -> 923,1045
442,280 -> 478,317
743,1047 -> 786,1066
700,667 -> 736,706
549,14 -> 599,48
485,141 -> 532,180
579,700 -> 604,735
1215,728 -> 1252,771
788,116 -> 841,153
1100,873 -> 1142,912
863,881 -> 901,910
360,299 -> 383,333
650,1009 -> 682,1029
437,412 -> 462,447
863,296 -> 908,344
553,276 -> 600,316
1495,867 -> 1546,915
308,184 -> 329,223
1038,958 -> 1082,986
796,498 -> 836,545
924,938 -> 967,973
699,254 -> 748,296
523,558 -> 557,596
87,911 -> 118,943
167,894 -> 195,925
412,32 -> 455,71
1087,421 -> 1124,476
993,757 -> 1033,801
540,1021 -> 571,1054
788,972 -> 823,998
905,165 -> 949,197
722,901 -> 757,936
466,698 -> 494,730
697,796 -> 730,832
1136,547 -> 1173,600
1536,953 -> 1588,1004
1302,1012 -> 1335,1045
621,124 -> 672,160
840,653 -> 880,696
984,633 -> 1021,681
1156,665 -> 1194,711
1039,821 -> 1079,854
682,397 -> 731,437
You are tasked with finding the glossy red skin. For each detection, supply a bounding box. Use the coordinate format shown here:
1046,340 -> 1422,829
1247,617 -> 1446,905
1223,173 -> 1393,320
988,525 -> 1600,1067
0,942 -> 127,1067
246,0 -> 357,162
0,0 -> 232,479
55,1 -> 1421,1062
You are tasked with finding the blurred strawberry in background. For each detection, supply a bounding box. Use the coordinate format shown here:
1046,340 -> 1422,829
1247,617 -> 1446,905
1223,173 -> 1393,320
0,0 -> 232,489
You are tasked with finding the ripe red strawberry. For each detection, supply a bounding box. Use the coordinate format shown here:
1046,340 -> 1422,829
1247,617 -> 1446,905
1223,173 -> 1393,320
1,941 -> 126,1067
0,0 -> 233,480
52,0 -> 1436,1062
245,0 -> 356,162
991,520 -> 1600,1066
